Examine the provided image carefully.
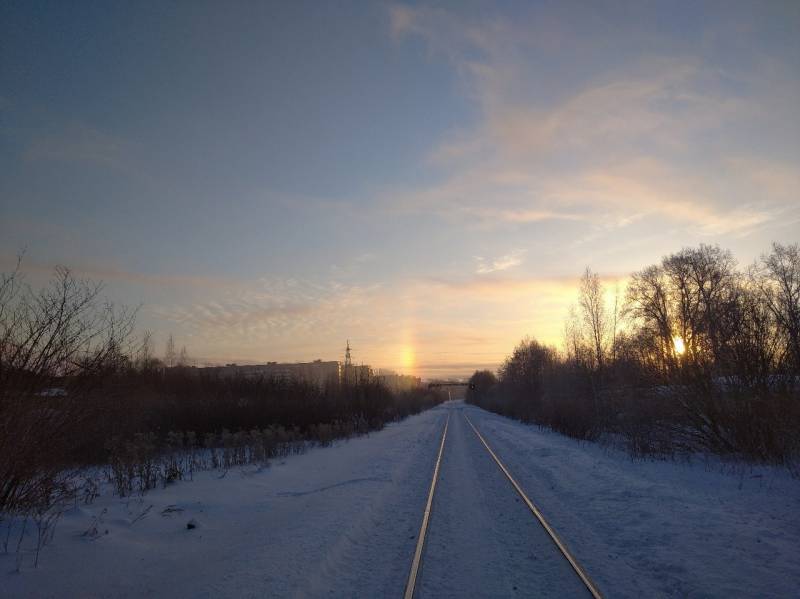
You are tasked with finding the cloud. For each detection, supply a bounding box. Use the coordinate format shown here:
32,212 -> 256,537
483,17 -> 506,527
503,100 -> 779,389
150,278 -> 386,353
475,250 -> 525,274
127,263 -> 625,378
385,4 -> 799,238
422,272 -> 623,298
388,4 -> 417,39
381,166 -> 584,226
545,161 -> 780,236
142,269 -> 603,375
464,206 -> 583,224
0,254 -> 242,291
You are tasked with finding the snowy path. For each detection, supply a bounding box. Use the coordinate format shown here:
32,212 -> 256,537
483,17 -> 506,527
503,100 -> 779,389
3,400 -> 800,598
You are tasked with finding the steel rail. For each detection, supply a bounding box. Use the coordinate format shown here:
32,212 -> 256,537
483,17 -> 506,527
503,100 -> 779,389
464,412 -> 604,599
404,411 -> 450,599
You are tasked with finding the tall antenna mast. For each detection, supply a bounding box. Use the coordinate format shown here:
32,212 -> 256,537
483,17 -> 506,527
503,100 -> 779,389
345,339 -> 352,368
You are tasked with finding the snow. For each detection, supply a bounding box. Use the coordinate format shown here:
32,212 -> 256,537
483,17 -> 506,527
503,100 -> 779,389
2,409 -> 444,598
461,403 -> 800,598
2,400 -> 799,598
415,407 -> 587,597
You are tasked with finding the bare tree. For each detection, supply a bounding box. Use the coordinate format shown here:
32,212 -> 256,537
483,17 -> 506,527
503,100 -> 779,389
611,283 -> 620,364
0,263 -> 135,514
577,267 -> 608,373
626,246 -> 739,377
178,345 -> 189,367
165,334 -> 176,368
563,305 -> 584,364
732,275 -> 781,388
497,337 -> 557,419
625,263 -> 675,374
626,246 -> 762,453
759,242 -> 800,375
665,245 -> 738,366
135,330 -> 154,371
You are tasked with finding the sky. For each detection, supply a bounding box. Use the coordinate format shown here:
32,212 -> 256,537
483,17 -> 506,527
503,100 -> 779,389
1,1 -> 799,379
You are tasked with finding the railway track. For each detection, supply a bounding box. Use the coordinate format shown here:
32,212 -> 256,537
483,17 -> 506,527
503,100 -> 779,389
404,412 -> 450,599
404,407 -> 603,599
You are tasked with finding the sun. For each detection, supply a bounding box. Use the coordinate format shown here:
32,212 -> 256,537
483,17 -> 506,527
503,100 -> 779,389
673,336 -> 686,356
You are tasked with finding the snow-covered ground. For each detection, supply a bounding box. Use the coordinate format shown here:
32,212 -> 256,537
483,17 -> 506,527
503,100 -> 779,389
2,401 -> 799,598
462,403 -> 800,598
2,408 -> 444,598
416,406 -> 587,598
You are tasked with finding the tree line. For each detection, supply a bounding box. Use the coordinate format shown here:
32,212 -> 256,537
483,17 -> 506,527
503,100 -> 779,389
0,261 -> 444,521
467,243 -> 800,468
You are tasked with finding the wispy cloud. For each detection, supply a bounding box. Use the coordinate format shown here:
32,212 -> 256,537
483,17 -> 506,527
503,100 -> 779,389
0,254 -> 243,291
150,278 -> 386,354
387,4 -> 800,238
475,249 -> 525,274
543,161 -> 781,237
143,270 -> 605,375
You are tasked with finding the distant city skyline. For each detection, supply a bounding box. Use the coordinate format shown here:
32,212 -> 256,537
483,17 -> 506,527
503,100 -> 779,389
2,2 -> 798,379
